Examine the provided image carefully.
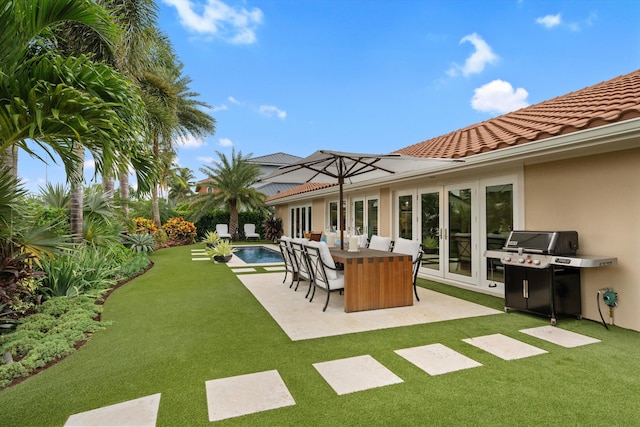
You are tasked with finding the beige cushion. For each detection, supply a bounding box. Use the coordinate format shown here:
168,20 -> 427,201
368,235 -> 392,251
392,237 -> 421,262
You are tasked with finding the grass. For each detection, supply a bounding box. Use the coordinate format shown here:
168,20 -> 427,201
1,244 -> 639,426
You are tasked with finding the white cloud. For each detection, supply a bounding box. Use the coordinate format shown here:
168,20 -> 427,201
536,14 -> 561,29
219,137 -> 234,147
176,134 -> 207,149
471,80 -> 529,114
84,158 -> 95,170
447,33 -> 498,77
259,105 -> 287,119
162,0 -> 263,44
197,156 -> 216,164
228,96 -> 241,105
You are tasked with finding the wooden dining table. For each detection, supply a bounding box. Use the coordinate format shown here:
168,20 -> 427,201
329,247 -> 413,312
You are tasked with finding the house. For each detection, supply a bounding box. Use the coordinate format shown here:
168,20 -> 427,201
266,69 -> 640,331
195,152 -> 304,196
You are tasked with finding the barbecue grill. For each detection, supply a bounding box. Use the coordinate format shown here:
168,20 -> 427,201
485,230 -> 617,325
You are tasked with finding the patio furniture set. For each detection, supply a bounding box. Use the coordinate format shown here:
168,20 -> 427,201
278,235 -> 424,312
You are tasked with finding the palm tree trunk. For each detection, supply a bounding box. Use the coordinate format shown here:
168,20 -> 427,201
152,183 -> 161,229
229,200 -> 239,241
119,168 -> 129,218
2,146 -> 18,177
69,145 -> 84,243
102,174 -> 114,202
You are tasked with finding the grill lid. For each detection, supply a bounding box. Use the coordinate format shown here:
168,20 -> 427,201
503,231 -> 578,255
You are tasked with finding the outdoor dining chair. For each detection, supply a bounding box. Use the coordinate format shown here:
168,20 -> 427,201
278,238 -> 298,287
244,224 -> 260,241
367,235 -> 392,251
215,224 -> 232,240
290,239 -> 312,292
305,241 -> 345,312
391,237 -> 424,301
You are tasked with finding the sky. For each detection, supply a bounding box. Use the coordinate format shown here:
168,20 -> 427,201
17,0 -> 640,193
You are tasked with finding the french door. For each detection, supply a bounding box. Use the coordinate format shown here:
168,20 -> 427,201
412,179 -> 517,290
290,205 -> 312,238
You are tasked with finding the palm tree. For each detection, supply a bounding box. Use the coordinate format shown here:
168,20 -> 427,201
0,0 -> 118,173
168,166 -> 196,203
195,150 -> 266,240
0,0 -> 157,241
139,47 -> 215,228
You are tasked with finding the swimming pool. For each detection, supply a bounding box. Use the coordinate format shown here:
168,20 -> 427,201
233,246 -> 283,264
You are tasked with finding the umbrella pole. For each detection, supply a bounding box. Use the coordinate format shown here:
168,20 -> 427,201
339,176 -> 344,250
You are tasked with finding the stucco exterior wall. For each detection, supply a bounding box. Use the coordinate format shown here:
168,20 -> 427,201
379,187 -> 392,236
524,147 -> 640,330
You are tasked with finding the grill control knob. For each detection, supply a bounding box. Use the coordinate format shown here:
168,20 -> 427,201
518,258 -> 525,264
503,256 -> 511,263
533,259 -> 541,266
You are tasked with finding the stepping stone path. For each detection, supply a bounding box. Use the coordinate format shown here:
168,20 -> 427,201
190,248 -> 210,261
65,325 -> 600,423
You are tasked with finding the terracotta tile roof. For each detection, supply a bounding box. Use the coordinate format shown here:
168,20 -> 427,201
267,182 -> 336,202
394,69 -> 640,159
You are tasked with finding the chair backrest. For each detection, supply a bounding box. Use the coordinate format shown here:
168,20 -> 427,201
290,240 -> 311,280
216,224 -> 229,235
307,241 -> 338,280
392,237 -> 423,284
368,235 -> 392,251
392,237 -> 422,262
279,239 -> 297,272
244,224 -> 256,234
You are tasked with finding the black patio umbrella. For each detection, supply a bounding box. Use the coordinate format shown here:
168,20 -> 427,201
261,150 -> 456,249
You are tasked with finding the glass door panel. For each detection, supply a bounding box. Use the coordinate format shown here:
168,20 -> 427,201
447,187 -> 472,277
420,192 -> 441,272
367,199 -> 378,238
398,194 -> 413,239
353,200 -> 364,235
485,184 -> 513,287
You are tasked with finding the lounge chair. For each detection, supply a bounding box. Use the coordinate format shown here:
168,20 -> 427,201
215,224 -> 232,240
392,237 -> 424,301
244,224 -> 260,241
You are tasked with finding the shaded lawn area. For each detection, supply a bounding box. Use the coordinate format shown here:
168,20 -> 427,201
1,244 -> 639,426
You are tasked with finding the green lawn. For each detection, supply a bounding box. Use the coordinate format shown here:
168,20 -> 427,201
1,244 -> 639,426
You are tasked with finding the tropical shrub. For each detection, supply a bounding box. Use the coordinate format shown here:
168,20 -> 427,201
133,217 -> 157,235
38,246 -> 118,298
124,233 -> 156,253
162,216 -> 197,244
262,216 -> 283,242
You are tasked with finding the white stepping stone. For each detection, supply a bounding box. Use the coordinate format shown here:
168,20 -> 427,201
231,268 -> 257,273
395,343 -> 482,375
520,326 -> 601,348
313,355 -> 403,395
264,266 -> 286,271
64,393 -> 161,427
205,370 -> 295,422
192,257 -> 211,261
463,333 -> 547,360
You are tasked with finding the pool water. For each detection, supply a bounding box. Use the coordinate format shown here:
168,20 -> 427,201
233,246 -> 283,264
